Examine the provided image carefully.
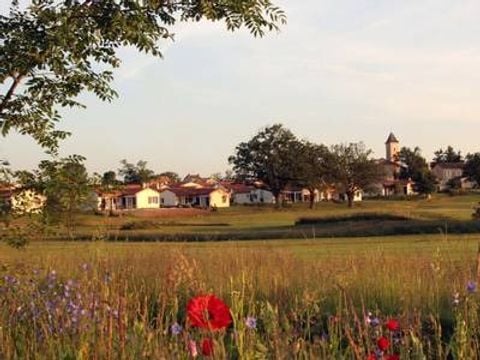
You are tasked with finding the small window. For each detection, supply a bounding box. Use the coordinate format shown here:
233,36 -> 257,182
222,195 -> 227,203
148,196 -> 159,204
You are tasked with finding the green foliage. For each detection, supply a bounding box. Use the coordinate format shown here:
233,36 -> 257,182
329,143 -> 383,207
0,0 -> 285,151
21,155 -> 95,237
118,159 -> 155,184
464,153 -> 480,186
157,171 -> 181,183
433,145 -> 463,163
399,147 -> 437,195
229,124 -> 303,206
295,141 -> 331,209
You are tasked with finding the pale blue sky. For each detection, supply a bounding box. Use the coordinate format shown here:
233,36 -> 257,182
1,0 -> 480,176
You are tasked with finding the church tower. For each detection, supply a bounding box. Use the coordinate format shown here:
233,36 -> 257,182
385,132 -> 399,163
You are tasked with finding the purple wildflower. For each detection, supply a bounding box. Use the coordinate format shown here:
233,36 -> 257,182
467,281 -> 477,293
370,317 -> 380,327
245,316 -> 257,329
170,322 -> 183,335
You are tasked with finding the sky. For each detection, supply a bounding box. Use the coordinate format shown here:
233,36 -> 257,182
1,0 -> 480,177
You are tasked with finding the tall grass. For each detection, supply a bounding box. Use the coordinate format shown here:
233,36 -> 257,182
1,237 -> 480,358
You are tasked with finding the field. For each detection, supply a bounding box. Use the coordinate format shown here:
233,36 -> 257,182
62,194 -> 480,241
1,195 -> 480,358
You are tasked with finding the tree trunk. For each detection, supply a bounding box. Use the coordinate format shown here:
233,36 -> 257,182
347,192 -> 354,208
309,188 -> 315,209
274,192 -> 282,208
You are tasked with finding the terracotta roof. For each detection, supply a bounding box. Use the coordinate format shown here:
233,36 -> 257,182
161,187 -> 223,197
385,132 -> 399,144
228,183 -> 254,194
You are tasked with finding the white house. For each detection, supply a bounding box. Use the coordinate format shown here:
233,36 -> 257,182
229,184 -> 275,205
160,187 -> 230,208
118,185 -> 161,210
0,187 -> 46,214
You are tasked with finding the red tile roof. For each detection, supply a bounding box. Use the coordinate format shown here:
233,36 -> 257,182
161,187 -> 223,197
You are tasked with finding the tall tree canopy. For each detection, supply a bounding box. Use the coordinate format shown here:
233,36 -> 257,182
295,141 -> 332,209
228,124 -> 302,207
329,143 -> 383,208
0,0 -> 285,151
118,159 -> 154,184
433,146 -> 463,164
464,153 -> 480,186
398,147 -> 437,195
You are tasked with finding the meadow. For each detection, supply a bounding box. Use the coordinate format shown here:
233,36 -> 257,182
1,195 -> 480,358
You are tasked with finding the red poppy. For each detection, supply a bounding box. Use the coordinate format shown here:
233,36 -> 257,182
377,336 -> 390,351
386,319 -> 400,332
201,338 -> 214,356
386,354 -> 400,360
187,295 -> 232,330
366,353 -> 376,360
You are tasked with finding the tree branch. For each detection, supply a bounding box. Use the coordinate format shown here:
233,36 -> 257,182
0,74 -> 24,116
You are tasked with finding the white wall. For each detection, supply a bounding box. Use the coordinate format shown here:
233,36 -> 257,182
11,190 -> 45,214
160,190 -> 178,207
136,188 -> 160,209
233,192 -> 252,204
210,190 -> 230,208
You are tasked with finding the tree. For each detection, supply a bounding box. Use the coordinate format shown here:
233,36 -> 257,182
0,0 -> 285,151
118,159 -> 154,184
157,171 -> 181,184
398,147 -> 437,195
101,170 -> 121,187
295,141 -> 331,209
464,153 -> 480,186
228,124 -> 302,207
329,143 -> 383,208
34,155 -> 94,237
433,146 -> 462,163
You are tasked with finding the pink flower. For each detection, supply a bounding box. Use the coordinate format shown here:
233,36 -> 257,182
188,340 -> 198,358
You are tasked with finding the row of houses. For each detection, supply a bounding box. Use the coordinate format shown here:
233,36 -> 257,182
96,183 -> 231,211
2,133 -> 476,213
94,176 -> 364,211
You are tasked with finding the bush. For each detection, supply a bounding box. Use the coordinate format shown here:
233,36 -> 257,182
120,220 -> 159,230
295,213 -> 412,225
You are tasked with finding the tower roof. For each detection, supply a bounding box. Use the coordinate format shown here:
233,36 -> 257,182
385,132 -> 399,144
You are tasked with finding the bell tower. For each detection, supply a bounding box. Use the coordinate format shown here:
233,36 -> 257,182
385,132 -> 399,163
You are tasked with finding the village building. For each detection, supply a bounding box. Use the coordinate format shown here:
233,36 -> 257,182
229,183 -> 275,205
160,187 -> 230,208
430,162 -> 475,191
0,185 -> 45,214
370,133 -> 415,197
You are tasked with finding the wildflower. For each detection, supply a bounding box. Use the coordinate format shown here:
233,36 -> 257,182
201,338 -> 214,356
467,281 -> 477,293
188,340 -> 198,358
386,319 -> 400,332
377,336 -> 390,351
187,295 -> 232,330
386,354 -> 400,360
81,263 -> 89,271
370,317 -> 380,327
245,316 -> 257,329
453,292 -> 460,306
170,322 -> 183,335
